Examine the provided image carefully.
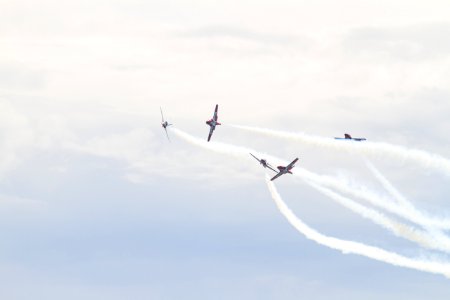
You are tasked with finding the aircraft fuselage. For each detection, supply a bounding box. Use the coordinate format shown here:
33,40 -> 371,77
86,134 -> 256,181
206,104 -> 220,142
334,133 -> 366,141
206,119 -> 220,128
277,166 -> 293,174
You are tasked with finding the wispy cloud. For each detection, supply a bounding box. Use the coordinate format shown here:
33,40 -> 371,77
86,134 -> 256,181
178,25 -> 312,46
343,23 -> 450,61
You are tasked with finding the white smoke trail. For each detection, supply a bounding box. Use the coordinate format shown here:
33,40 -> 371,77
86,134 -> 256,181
229,124 -> 450,177
365,160 -> 450,230
365,162 -> 450,245
227,124 -> 450,229
171,127 -> 450,249
305,180 -> 450,252
365,160 -> 450,251
293,164 -> 450,230
297,166 -> 450,248
267,177 -> 450,279
170,127 -> 285,165
365,160 -> 413,208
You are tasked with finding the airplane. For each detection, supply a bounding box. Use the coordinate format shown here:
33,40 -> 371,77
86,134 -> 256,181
160,107 -> 172,141
250,153 -> 277,173
270,158 -> 299,181
206,104 -> 221,142
334,133 -> 366,141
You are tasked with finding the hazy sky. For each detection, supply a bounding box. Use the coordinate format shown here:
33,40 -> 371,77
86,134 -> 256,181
1,0 -> 450,299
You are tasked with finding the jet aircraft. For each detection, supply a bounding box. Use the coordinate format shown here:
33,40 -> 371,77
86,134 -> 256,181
206,104 -> 221,142
160,107 -> 172,141
334,133 -> 366,141
270,158 -> 299,181
250,153 -> 277,173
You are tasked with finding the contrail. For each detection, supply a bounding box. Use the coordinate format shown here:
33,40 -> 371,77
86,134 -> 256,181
296,165 -> 450,245
227,124 -> 450,228
365,160 -> 413,208
170,127 -> 285,165
359,161 -> 450,230
293,165 -> 450,230
365,160 -> 450,251
365,160 -> 450,230
229,124 -> 450,177
305,180 -> 450,253
267,177 -> 450,279
171,127 -> 450,250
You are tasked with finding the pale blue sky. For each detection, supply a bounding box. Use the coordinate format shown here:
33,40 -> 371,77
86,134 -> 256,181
1,0 -> 450,299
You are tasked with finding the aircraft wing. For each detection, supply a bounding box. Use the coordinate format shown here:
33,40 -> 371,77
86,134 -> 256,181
335,137 -> 365,141
270,171 -> 284,181
160,107 -> 165,123
164,127 -> 171,142
213,104 -> 218,121
266,164 -> 278,173
286,158 -> 299,170
207,126 -> 215,142
249,153 -> 261,163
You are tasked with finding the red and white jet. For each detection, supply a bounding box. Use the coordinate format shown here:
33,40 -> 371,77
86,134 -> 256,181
206,104 -> 221,142
335,133 -> 366,141
250,153 -> 277,173
270,158 -> 299,181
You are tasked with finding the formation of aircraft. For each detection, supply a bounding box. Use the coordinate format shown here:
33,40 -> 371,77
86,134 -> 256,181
206,104 -> 221,142
334,133 -> 366,141
160,105 -> 367,181
250,153 -> 277,173
160,107 -> 172,141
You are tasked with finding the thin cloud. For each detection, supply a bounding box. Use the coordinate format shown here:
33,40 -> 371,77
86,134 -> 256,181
178,25 -> 312,47
343,23 -> 450,61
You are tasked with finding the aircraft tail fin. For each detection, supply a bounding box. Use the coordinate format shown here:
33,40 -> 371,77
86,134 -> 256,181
345,133 -> 352,139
